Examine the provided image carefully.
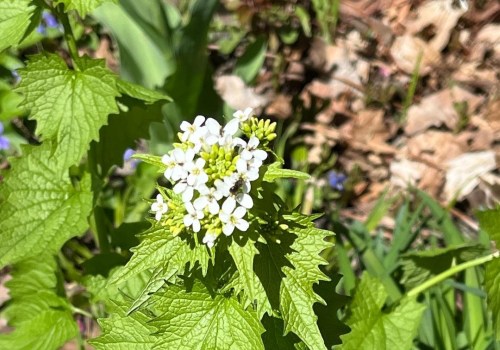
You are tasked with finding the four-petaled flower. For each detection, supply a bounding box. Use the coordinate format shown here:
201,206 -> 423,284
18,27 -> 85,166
219,197 -> 249,236
184,202 -> 204,233
151,194 -> 168,221
180,115 -> 206,143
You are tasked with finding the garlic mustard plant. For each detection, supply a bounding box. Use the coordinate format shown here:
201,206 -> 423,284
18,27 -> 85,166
150,108 -> 276,248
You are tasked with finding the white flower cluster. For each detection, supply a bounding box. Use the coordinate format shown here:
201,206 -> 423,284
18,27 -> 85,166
150,108 -> 268,248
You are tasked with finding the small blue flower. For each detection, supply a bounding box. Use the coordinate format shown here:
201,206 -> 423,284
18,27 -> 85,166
328,171 -> 347,191
37,12 -> 59,34
0,122 -> 11,151
43,12 -> 58,28
123,148 -> 139,169
11,70 -> 20,84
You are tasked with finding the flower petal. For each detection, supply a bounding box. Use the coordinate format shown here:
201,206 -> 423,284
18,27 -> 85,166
233,206 -> 247,219
223,223 -> 235,236
236,219 -> 249,232
222,197 -> 236,214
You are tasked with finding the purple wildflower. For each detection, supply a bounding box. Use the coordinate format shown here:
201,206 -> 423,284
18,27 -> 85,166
328,171 -> 347,191
123,148 -> 139,169
0,123 -> 10,151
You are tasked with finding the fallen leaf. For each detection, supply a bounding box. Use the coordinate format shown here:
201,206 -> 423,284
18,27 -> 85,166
444,151 -> 497,202
390,158 -> 426,188
406,0 -> 467,52
405,86 -> 483,135
390,34 -> 441,75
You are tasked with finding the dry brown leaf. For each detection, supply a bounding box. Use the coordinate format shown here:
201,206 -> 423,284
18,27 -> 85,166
215,75 -> 270,111
406,0 -> 467,52
444,151 -> 497,202
405,86 -> 484,135
352,109 -> 390,144
473,24 -> 500,63
307,37 -> 369,99
390,34 -> 441,75
265,94 -> 292,119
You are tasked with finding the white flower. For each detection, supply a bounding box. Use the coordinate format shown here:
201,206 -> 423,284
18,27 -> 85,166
151,194 -> 168,221
214,178 -> 232,198
194,185 -> 222,215
184,202 -> 204,232
161,153 -> 176,180
240,136 -> 268,162
173,180 -> 194,203
202,231 -> 217,248
171,148 -> 195,181
186,158 -> 208,187
205,118 -> 221,145
233,107 -> 253,123
223,119 -> 239,140
219,197 -> 249,236
235,158 -> 260,192
235,192 -> 253,209
180,115 -> 206,143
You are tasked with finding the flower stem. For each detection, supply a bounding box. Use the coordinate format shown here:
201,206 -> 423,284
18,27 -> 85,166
406,251 -> 499,298
53,4 -> 80,69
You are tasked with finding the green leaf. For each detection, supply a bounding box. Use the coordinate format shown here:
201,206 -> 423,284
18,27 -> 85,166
255,213 -> 332,350
16,53 -> 120,167
132,153 -> 165,170
338,273 -> 426,350
280,213 -> 332,350
0,143 -> 92,266
0,0 -> 40,52
110,224 -> 212,311
228,238 -> 271,318
93,1 -> 175,89
234,36 -> 267,84
0,255 -> 78,350
89,300 -> 157,350
478,207 -> 500,338
263,162 -> 311,182
401,243 -> 488,289
54,0 -> 118,17
150,283 -> 265,349
261,315 -> 305,349
91,81 -> 170,175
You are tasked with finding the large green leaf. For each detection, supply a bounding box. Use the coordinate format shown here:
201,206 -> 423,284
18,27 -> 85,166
0,143 -> 92,266
54,0 -> 118,17
338,273 -> 426,350
150,283 -> 265,349
0,255 -> 78,350
89,300 -> 157,350
228,238 -> 271,318
478,207 -> 500,338
0,0 -> 40,52
91,80 -> 170,175
16,54 -> 120,167
255,213 -> 332,350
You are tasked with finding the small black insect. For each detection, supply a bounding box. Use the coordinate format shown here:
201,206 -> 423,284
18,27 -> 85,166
230,178 -> 245,195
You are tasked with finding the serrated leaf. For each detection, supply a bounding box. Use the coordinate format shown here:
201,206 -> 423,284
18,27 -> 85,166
0,0 -> 40,52
338,273 -> 426,350
89,300 -> 157,350
228,239 -> 271,318
279,213 -> 332,350
263,162 -> 310,182
91,94 -> 168,175
478,207 -> 500,338
0,143 -> 92,265
110,224 -> 212,311
261,315 -> 305,350
255,213 -> 332,349
150,283 -> 265,349
0,255 -> 78,350
54,0 -> 118,17
16,53 -> 120,167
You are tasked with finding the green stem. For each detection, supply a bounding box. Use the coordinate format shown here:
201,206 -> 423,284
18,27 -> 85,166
407,252 -> 499,298
71,305 -> 93,319
53,4 -> 80,69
